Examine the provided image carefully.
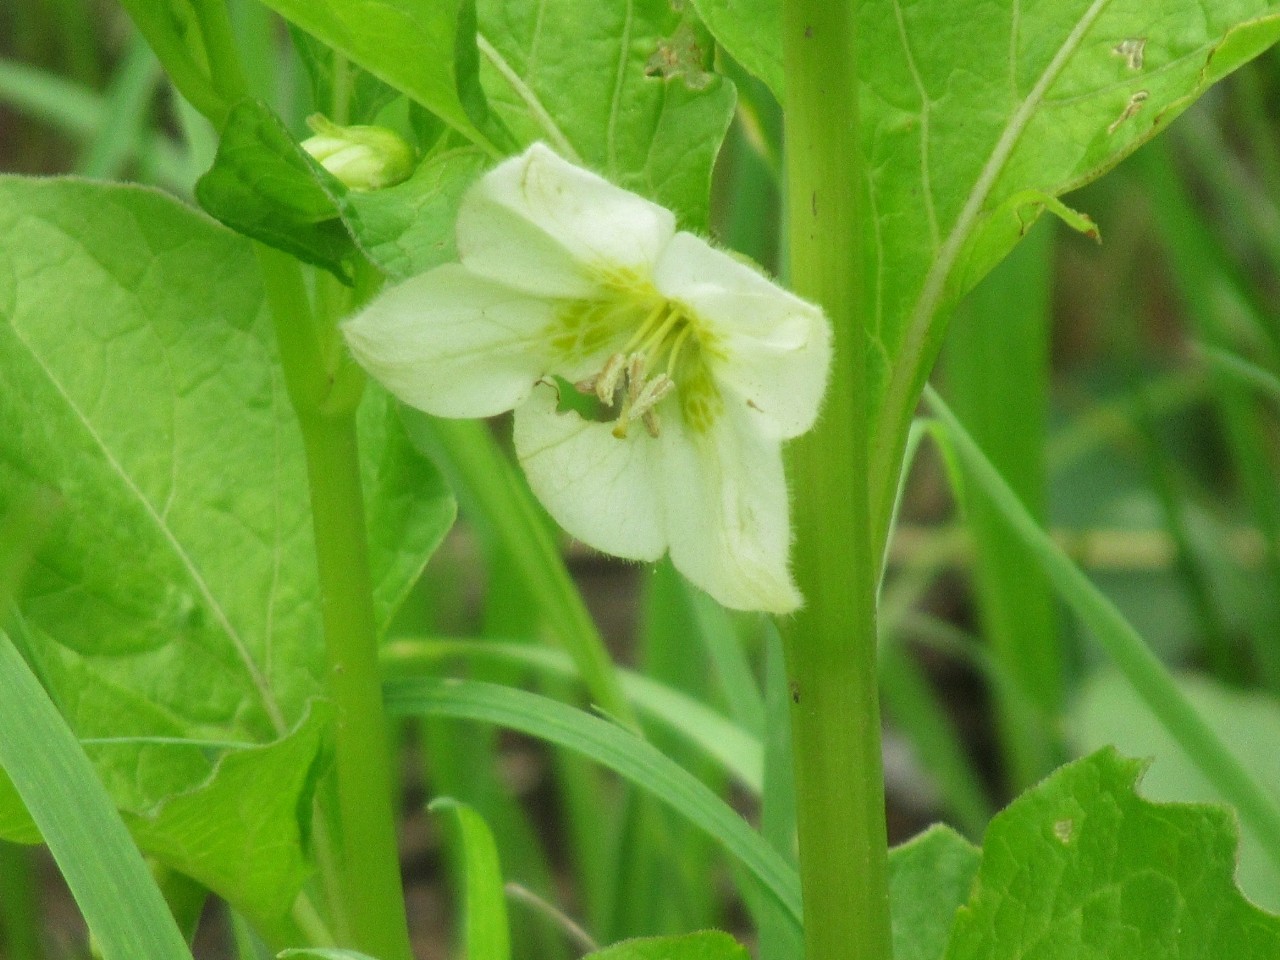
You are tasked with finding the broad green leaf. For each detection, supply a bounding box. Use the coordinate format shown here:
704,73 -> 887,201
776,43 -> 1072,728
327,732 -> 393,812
429,798 -> 511,960
1072,669 -> 1280,911
383,676 -> 802,930
686,0 -> 782,98
888,826 -> 980,960
341,146 -> 489,281
195,99 -> 356,281
474,0 -> 737,228
945,749 -> 1280,958
584,932 -> 748,960
252,0 -> 503,149
850,0 -> 1280,518
0,627 -> 192,960
121,705 -> 330,925
0,177 -> 454,923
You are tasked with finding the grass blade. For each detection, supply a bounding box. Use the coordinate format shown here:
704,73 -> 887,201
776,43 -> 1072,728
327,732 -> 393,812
925,384 -> 1280,878
384,677 -> 802,930
382,638 -> 762,794
429,799 -> 511,960
943,221 -> 1062,789
0,628 -> 192,960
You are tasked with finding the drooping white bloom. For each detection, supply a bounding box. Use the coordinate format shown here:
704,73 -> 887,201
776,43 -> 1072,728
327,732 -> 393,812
343,143 -> 831,613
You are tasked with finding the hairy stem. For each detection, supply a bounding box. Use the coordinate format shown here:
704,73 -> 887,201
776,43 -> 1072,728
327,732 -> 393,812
781,3 -> 894,960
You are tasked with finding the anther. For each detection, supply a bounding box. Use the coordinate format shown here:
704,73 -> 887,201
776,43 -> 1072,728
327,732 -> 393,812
612,372 -> 674,439
630,374 -> 675,420
642,409 -> 661,438
574,352 -> 627,405
597,352 -> 627,404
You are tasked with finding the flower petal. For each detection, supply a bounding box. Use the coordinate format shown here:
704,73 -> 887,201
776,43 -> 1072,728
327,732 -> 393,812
458,143 -> 676,299
655,232 -> 831,440
342,264 -> 553,418
515,383 -> 800,613
659,403 -> 801,613
513,382 -> 666,562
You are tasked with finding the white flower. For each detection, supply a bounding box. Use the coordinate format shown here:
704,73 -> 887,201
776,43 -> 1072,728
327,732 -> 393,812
343,144 -> 830,613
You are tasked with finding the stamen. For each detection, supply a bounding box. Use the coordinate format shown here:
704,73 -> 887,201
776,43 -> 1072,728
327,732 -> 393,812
625,353 -> 648,397
665,324 -> 693,376
635,306 -> 682,361
594,352 -> 627,404
642,409 -> 661,438
612,372 -> 674,439
631,374 -> 674,419
565,296 -> 702,440
620,301 -> 668,355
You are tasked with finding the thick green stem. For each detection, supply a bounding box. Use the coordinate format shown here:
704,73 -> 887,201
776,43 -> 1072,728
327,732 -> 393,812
258,246 -> 412,960
781,4 -> 893,960
300,414 -> 411,960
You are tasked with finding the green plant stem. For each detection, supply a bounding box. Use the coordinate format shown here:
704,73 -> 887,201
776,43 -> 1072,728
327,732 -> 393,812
781,4 -> 893,960
257,245 -> 412,960
116,0 -> 227,124
188,0 -> 247,105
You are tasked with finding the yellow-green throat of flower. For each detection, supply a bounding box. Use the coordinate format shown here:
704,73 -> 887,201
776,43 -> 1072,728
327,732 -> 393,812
555,294 -> 723,438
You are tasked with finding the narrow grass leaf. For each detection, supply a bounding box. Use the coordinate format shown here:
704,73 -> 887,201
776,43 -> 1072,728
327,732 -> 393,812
382,638 -> 761,793
429,799 -> 511,960
0,628 -> 191,960
756,627 -> 803,960
0,58 -> 189,188
925,385 -> 1280,878
76,31 -> 160,179
685,588 -> 764,736
383,676 -> 802,929
944,222 -> 1061,789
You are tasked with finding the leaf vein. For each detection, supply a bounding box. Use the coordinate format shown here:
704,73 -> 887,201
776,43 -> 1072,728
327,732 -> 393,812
874,0 -> 1116,503
6,321 -> 288,735
891,0 -> 940,249
476,31 -> 580,161
606,0 -> 635,172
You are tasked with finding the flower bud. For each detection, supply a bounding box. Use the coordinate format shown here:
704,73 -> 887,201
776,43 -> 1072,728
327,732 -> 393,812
301,114 -> 414,191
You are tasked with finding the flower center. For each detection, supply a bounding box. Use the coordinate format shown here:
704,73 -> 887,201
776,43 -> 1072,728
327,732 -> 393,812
574,299 -> 698,438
